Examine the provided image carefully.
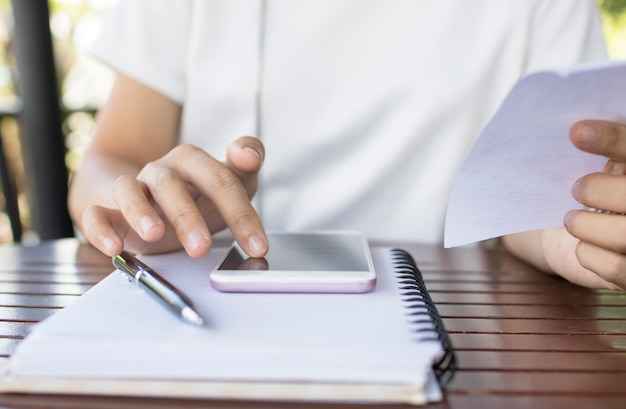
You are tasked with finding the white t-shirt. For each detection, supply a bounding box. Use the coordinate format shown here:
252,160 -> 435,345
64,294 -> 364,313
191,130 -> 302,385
92,0 -> 608,244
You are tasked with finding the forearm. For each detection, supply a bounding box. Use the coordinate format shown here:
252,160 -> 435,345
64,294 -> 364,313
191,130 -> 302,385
502,230 -> 554,273
503,227 -> 622,289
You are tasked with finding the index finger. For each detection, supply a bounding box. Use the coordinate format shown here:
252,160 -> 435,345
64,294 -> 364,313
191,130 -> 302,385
164,145 -> 268,258
571,120 -> 626,161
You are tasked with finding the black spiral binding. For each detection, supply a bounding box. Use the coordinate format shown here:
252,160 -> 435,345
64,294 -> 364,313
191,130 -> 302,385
390,248 -> 457,387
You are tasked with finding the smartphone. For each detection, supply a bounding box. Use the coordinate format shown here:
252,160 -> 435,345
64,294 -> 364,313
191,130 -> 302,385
210,231 -> 376,293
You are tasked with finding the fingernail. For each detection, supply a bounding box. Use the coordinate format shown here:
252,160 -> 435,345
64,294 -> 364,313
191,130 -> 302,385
563,211 -> 573,228
243,146 -> 263,163
571,179 -> 580,202
187,230 -> 208,252
140,215 -> 158,235
577,124 -> 597,146
247,234 -> 267,257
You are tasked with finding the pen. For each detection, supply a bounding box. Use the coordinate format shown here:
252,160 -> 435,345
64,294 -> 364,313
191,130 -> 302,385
112,251 -> 206,327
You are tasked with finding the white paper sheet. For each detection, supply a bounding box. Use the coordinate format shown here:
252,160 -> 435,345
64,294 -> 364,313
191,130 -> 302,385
444,60 -> 626,247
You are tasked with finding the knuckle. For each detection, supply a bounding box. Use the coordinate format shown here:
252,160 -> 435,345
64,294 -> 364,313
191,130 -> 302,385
81,204 -> 101,231
578,242 -> 626,284
139,160 -> 162,179
82,203 -> 100,219
230,211 -> 257,229
83,220 -> 102,241
608,123 -> 626,147
209,166 -> 239,194
143,165 -> 178,196
171,206 -> 198,227
610,222 -> 626,253
120,200 -> 142,217
152,172 -> 176,195
619,124 -> 626,142
602,257 -> 625,283
111,176 -> 149,215
81,206 -> 109,238
169,143 -> 202,160
111,174 -> 135,196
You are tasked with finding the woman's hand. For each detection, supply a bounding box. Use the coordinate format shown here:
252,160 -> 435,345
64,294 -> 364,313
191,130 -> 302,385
505,120 -> 626,290
561,120 -> 626,289
81,137 -> 268,259
68,73 -> 268,259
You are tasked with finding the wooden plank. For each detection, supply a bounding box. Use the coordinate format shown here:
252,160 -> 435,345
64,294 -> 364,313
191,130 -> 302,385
445,395 -> 626,409
406,244 -> 519,273
1,390 -> 624,409
0,394 -> 375,409
448,371 -> 626,394
437,304 -> 626,319
425,281 -> 592,293
431,291 -> 626,306
443,318 -> 626,334
454,350 -> 626,371
421,270 -> 566,283
450,333 -> 626,351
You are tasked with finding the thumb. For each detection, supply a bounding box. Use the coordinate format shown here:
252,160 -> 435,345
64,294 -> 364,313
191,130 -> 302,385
225,136 -> 265,196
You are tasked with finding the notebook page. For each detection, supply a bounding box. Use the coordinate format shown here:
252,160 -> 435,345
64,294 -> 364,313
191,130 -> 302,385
10,248 -> 441,386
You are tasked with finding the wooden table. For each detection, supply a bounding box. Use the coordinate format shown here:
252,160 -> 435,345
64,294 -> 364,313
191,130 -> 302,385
1,238 -> 625,408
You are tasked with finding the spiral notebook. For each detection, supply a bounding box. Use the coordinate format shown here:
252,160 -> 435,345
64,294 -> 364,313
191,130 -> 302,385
1,247 -> 456,406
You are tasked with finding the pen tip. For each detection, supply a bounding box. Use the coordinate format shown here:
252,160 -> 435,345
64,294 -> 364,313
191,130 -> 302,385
182,307 -> 206,327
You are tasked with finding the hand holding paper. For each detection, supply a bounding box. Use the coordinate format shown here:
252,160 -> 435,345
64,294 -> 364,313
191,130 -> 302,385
444,60 -> 626,290
445,60 -> 626,248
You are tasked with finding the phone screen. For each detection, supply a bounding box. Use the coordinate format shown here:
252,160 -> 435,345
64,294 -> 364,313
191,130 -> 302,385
211,232 -> 376,293
218,232 -> 371,272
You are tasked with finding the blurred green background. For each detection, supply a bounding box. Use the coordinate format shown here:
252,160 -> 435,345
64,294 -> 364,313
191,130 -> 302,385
600,0 -> 626,58
0,0 -> 625,243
